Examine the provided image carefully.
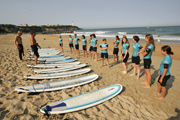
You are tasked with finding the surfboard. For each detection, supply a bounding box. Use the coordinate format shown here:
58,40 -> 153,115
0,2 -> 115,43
40,84 -> 123,114
29,50 -> 60,56
29,57 -> 71,61
38,58 -> 76,64
30,54 -> 64,59
34,64 -> 87,73
27,62 -> 81,68
24,68 -> 91,79
15,74 -> 98,92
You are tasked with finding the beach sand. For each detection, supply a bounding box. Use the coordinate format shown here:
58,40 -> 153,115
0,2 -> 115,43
0,34 -> 180,120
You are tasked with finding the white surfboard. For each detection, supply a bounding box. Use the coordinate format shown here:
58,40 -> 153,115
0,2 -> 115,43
40,84 -> 123,114
24,68 -> 91,79
34,64 -> 87,73
38,58 -> 76,64
27,62 -> 81,68
29,50 -> 60,56
15,74 -> 98,92
29,57 -> 71,61
30,54 -> 64,59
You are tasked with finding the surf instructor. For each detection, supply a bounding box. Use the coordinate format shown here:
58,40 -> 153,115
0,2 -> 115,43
30,31 -> 41,65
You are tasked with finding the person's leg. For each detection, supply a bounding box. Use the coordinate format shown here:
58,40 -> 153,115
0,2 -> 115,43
18,48 -> 23,60
70,47 -> 72,54
136,65 -> 140,79
34,55 -> 38,65
116,55 -> 119,63
106,58 -> 109,69
101,58 -> 104,68
95,52 -> 98,62
156,86 -> 166,99
113,54 -> 115,62
86,50 -> 88,57
141,69 -> 148,84
143,69 -> 151,88
122,62 -> 127,74
155,82 -> 161,95
130,63 -> 136,76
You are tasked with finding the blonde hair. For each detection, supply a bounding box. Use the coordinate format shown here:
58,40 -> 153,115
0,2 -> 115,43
145,34 -> 155,51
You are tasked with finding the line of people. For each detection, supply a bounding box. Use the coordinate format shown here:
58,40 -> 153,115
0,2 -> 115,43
59,33 -> 173,99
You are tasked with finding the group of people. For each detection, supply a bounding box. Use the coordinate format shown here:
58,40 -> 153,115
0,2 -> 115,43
14,31 -> 173,99
14,31 -> 40,65
59,33 -> 173,99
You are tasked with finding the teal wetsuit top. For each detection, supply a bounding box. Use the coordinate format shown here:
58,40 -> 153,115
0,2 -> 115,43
59,38 -> 62,44
82,39 -> 87,46
100,43 -> 108,53
69,38 -> 73,44
90,39 -> 93,46
160,55 -> 172,76
143,44 -> 154,59
122,43 -> 130,54
92,38 -> 97,47
114,39 -> 120,49
74,37 -> 79,45
132,42 -> 142,57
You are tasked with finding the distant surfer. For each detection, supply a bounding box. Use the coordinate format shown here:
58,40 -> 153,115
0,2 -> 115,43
68,35 -> 75,54
59,35 -> 63,53
157,35 -> 160,44
89,34 -> 93,59
30,31 -> 41,65
113,35 -> 120,63
14,31 -> 24,61
100,38 -> 109,68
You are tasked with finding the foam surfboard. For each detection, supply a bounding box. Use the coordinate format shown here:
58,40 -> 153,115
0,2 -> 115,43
29,50 -> 60,56
38,58 -> 76,64
15,74 -> 98,92
34,64 -> 87,73
24,68 -> 91,79
40,84 -> 123,114
27,62 -> 80,68
30,54 -> 64,59
29,57 -> 71,61
27,62 -> 81,68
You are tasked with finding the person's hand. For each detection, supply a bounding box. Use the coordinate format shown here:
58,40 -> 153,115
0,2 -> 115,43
159,78 -> 163,83
158,70 -> 160,75
121,55 -> 124,60
141,47 -> 145,51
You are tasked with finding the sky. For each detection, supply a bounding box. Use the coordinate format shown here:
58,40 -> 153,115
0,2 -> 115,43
0,0 -> 180,29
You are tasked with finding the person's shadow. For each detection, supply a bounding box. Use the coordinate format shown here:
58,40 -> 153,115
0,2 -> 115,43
166,75 -> 175,97
168,108 -> 180,120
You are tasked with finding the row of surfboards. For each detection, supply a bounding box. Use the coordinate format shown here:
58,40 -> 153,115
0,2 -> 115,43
15,48 -> 123,115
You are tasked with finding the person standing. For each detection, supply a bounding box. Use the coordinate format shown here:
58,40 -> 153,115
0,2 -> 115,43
157,35 -> 160,44
92,34 -> 98,62
89,34 -> 93,59
139,34 -> 155,88
30,31 -> 41,65
155,45 -> 173,99
121,36 -> 130,74
59,35 -> 63,53
74,34 -> 80,57
68,35 -> 74,54
14,31 -> 24,61
100,38 -> 109,68
113,35 -> 120,62
82,35 -> 88,57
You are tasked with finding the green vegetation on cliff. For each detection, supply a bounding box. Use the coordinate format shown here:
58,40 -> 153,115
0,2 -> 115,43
0,24 -> 82,34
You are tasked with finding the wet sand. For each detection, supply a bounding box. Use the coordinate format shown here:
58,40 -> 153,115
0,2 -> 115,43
0,34 -> 180,120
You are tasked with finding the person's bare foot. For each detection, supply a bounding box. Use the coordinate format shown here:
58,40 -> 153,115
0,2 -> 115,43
130,74 -> 135,76
122,71 -> 127,74
143,85 -> 150,88
155,96 -> 164,100
154,91 -> 161,95
100,65 -> 103,68
141,81 -> 147,84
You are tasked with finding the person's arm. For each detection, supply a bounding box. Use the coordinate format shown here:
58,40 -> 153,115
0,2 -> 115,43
95,40 -> 99,47
14,36 -> 18,48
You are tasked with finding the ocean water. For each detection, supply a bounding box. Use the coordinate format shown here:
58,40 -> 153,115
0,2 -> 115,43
55,26 -> 180,44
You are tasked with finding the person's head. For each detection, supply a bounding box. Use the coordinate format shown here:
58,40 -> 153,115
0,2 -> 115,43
122,36 -> 129,45
92,34 -> 96,38
90,34 -> 92,39
31,31 -> 36,36
69,35 -> 72,38
133,36 -> 140,43
59,35 -> 61,38
161,45 -> 174,55
17,31 -> 22,36
115,35 -> 120,40
102,38 -> 107,43
145,34 -> 155,51
82,35 -> 85,39
74,34 -> 77,37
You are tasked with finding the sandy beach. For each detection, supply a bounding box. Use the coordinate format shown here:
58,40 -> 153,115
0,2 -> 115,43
0,34 -> 180,120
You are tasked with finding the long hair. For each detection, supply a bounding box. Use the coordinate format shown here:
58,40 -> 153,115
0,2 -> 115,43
121,36 -> 130,46
161,45 -> 174,55
116,35 -> 120,40
145,34 -> 155,51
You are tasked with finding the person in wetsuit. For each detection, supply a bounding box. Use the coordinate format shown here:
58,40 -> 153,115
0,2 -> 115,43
113,35 -> 120,63
30,31 -> 41,65
100,38 -> 109,68
59,35 -> 63,53
14,31 -> 24,61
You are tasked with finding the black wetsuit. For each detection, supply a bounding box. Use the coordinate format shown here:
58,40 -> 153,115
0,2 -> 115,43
18,44 -> 24,60
31,45 -> 39,58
